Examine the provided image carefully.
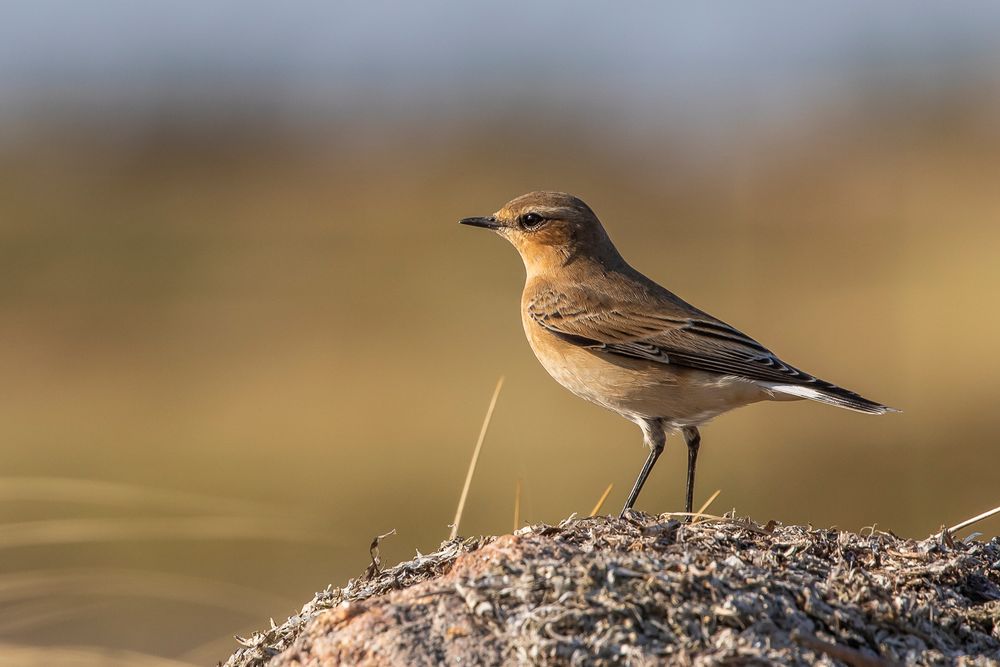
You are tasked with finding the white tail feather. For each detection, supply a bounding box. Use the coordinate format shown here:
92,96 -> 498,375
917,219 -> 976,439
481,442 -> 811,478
761,383 -> 897,415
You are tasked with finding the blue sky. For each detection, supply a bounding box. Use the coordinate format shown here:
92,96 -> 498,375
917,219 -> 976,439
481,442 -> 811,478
2,2 -> 999,129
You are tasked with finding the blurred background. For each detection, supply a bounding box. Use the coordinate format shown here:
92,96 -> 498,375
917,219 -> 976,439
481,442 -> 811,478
1,1 -> 999,664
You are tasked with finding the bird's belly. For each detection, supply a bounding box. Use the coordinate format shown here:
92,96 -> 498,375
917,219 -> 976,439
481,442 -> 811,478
524,321 -> 766,428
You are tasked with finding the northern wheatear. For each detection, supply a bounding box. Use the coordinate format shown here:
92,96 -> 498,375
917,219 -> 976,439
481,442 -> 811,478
461,192 -> 897,518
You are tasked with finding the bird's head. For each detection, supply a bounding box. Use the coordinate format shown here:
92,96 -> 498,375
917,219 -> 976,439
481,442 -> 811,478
460,191 -> 621,274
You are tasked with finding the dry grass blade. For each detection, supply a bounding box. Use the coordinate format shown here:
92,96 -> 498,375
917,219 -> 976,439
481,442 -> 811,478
659,512 -> 774,534
661,511 -> 726,522
0,477 -> 275,516
0,600 -> 111,635
450,376 -> 504,541
947,504 -> 1000,535
589,484 -> 614,517
0,569 -> 295,615
692,489 -> 722,524
0,517 -> 342,550
0,643 -> 199,667
513,479 -> 522,532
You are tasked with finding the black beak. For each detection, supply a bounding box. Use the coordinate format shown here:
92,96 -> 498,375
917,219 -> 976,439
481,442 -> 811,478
459,216 -> 500,230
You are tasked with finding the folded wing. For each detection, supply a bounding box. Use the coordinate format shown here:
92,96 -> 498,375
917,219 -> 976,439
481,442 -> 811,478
527,287 -> 894,415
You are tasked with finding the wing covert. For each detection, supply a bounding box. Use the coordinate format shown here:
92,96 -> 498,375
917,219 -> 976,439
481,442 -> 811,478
527,288 -> 821,387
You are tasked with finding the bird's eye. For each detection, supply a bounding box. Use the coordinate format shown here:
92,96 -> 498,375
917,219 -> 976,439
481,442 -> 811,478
520,212 -> 545,229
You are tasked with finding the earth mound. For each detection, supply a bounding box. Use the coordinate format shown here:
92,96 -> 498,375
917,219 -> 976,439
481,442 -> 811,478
224,513 -> 1000,666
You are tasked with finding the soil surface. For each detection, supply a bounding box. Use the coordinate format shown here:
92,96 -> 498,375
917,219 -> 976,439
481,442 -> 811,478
223,513 -> 1000,666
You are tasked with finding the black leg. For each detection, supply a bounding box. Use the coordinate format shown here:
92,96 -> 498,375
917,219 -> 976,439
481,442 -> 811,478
620,419 -> 666,518
682,426 -> 701,519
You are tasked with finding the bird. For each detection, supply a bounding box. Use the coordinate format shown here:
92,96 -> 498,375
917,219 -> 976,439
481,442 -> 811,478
460,191 -> 897,518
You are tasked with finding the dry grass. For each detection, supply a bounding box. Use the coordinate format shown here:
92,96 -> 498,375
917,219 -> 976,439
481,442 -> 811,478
0,516 -> 340,550
449,377 -> 505,541
0,569 -> 294,616
0,600 -> 111,636
513,479 -> 522,532
950,505 -> 1000,536
0,643 -> 198,667
0,476 -> 325,664
0,477 -> 276,516
589,483 -> 614,517
691,489 -> 723,524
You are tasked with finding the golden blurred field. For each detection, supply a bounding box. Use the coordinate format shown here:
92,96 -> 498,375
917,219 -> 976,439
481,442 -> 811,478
1,91 -> 999,661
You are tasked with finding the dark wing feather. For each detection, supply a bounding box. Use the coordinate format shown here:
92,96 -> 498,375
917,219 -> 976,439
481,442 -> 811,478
526,286 -> 894,414
526,287 -> 880,399
527,288 -> 812,383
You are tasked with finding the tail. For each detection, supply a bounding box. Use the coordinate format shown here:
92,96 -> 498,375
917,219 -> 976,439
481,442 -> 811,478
763,380 -> 899,415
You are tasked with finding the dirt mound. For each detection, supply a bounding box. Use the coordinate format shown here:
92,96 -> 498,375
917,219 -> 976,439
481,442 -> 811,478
224,513 -> 1000,666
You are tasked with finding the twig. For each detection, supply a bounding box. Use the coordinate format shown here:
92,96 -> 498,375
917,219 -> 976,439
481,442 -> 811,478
589,484 -> 614,517
660,512 -> 773,535
792,630 -> 901,667
450,377 -> 505,541
513,479 -> 522,532
363,529 -> 396,580
947,504 -> 1000,535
